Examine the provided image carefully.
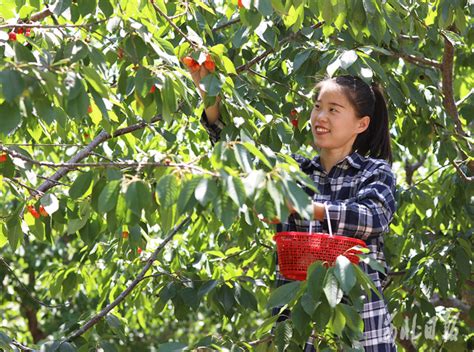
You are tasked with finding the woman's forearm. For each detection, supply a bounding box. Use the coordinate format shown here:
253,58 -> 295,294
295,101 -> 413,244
191,68 -> 221,124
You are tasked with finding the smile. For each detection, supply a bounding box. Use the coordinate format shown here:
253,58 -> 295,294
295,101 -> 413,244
315,127 -> 330,134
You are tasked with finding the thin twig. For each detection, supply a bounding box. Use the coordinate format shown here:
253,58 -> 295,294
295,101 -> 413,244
451,160 -> 473,182
0,258 -> 68,309
456,88 -> 474,107
0,148 -> 216,175
212,17 -> 240,32
63,217 -> 191,342
0,20 -> 107,30
248,335 -> 272,346
11,340 -> 34,351
247,68 -> 309,99
390,51 -> 442,69
150,1 -> 200,50
3,177 -> 45,197
236,21 -> 324,73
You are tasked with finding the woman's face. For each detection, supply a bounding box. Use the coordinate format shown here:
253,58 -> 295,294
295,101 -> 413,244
310,82 -> 369,156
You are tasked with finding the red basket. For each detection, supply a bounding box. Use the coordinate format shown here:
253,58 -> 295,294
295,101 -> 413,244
274,231 -> 367,281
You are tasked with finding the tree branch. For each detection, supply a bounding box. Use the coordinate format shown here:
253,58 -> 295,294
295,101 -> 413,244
236,21 -> 324,73
0,149 -> 215,176
390,51 -> 442,69
397,337 -> 417,352
29,113 -> 164,197
404,154 -> 428,185
0,20 -> 107,30
440,35 -> 465,137
11,340 -> 35,351
63,217 -> 191,343
212,17 -> 240,32
29,8 -> 53,22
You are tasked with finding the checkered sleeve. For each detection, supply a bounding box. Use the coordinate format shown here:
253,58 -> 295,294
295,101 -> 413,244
325,163 -> 396,240
199,109 -> 225,145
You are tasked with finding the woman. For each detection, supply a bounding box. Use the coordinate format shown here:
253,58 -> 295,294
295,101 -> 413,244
189,64 -> 398,351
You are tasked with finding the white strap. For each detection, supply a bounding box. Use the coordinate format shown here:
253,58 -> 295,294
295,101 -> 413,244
324,202 -> 333,236
309,202 -> 333,236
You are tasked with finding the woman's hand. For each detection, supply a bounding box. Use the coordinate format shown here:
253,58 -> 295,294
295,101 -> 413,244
183,55 -> 221,124
284,200 -> 325,221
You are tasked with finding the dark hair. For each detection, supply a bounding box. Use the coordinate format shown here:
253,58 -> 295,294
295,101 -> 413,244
314,75 -> 393,164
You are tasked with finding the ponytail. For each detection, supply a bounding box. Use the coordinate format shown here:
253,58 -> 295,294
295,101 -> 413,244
353,83 -> 393,164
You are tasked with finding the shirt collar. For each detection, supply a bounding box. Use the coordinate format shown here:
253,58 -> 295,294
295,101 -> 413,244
311,151 -> 363,172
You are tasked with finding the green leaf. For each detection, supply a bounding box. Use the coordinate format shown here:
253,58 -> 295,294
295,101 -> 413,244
51,0 -> 71,15
237,286 -> 258,311
125,180 -> 151,216
124,33 -> 148,62
434,263 -> 449,297
158,342 -> 187,352
213,193 -> 238,229
274,320 -> 292,352
225,175 -> 246,207
0,331 -> 12,349
256,0 -> 273,16
339,303 -> 364,333
156,174 -> 179,208
331,305 -> 346,336
40,194 -> 59,216
282,179 -> 312,218
198,280 -> 218,297
177,177 -> 201,215
0,103 -> 21,135
291,299 -> 311,334
216,284 -> 235,315
98,180 -> 121,213
58,341 -> 76,352
161,75 -> 177,123
199,73 -> 222,97
83,66 -> 108,97
307,261 -> 326,301
194,178 -> 218,206
267,281 -> 301,308
234,144 -> 253,173
69,171 -> 93,199
221,56 -> 237,75
334,255 -> 357,293
361,256 -> 386,275
323,269 -> 343,308
242,142 -> 272,168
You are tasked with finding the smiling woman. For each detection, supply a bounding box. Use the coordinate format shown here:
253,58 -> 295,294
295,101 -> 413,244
199,73 -> 399,351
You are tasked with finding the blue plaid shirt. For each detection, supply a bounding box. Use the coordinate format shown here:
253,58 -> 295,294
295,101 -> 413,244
201,111 -> 398,351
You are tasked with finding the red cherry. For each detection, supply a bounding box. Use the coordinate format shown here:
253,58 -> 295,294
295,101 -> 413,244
8,32 -> 17,41
25,28 -> 31,37
39,205 -> 49,217
17,28 -> 24,35
290,109 -> 298,116
204,55 -> 215,72
182,56 -> 201,72
291,119 -> 298,128
27,205 -> 40,219
0,154 -> 8,163
122,231 -> 129,239
87,106 -> 93,114
137,247 -> 143,254
149,85 -> 156,94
